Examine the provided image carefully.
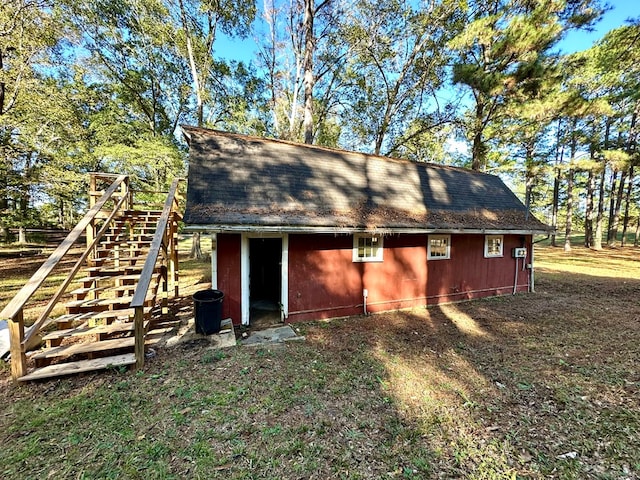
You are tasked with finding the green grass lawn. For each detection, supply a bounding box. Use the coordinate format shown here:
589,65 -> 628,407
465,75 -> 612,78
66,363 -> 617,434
1,244 -> 639,479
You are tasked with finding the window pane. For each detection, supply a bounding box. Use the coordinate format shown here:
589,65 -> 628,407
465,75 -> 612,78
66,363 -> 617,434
486,235 -> 503,256
428,235 -> 450,259
358,237 -> 366,258
431,238 -> 447,256
354,235 -> 383,261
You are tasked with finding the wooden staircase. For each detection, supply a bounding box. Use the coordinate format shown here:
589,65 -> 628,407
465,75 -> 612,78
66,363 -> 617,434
1,174 -> 184,381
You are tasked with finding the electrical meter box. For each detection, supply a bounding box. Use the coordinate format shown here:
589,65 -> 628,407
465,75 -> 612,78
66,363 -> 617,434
512,247 -> 527,258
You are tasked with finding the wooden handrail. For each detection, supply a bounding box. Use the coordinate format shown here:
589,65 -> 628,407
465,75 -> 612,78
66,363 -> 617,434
132,177 -> 182,368
131,178 -> 182,308
0,175 -> 128,322
87,172 -> 122,178
22,191 -> 130,346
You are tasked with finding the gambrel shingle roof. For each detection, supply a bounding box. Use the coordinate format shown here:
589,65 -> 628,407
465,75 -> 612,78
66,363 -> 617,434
182,126 -> 549,234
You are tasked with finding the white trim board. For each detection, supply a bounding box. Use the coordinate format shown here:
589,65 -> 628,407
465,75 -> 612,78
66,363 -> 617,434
240,233 -> 288,326
185,224 -> 549,236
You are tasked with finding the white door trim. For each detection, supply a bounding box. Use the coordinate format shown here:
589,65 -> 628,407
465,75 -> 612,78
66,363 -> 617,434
281,234 -> 289,320
241,233 -> 288,326
210,233 -> 218,290
241,235 -> 250,325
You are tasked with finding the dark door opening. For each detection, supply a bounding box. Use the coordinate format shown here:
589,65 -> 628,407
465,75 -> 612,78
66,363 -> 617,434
249,237 -> 282,325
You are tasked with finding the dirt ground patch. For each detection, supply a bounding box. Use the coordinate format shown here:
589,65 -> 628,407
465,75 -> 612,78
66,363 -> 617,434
1,244 -> 639,479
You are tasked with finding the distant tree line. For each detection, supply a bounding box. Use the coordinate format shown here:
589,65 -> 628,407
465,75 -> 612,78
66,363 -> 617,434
1,0 -> 638,250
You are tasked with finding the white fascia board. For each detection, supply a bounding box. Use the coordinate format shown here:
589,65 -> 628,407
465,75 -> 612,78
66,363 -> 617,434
183,224 -> 549,236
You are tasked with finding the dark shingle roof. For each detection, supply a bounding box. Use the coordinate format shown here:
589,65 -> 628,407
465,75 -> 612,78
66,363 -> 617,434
182,126 -> 549,233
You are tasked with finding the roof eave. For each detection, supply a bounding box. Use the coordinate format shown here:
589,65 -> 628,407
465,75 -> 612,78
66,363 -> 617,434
183,223 -> 550,236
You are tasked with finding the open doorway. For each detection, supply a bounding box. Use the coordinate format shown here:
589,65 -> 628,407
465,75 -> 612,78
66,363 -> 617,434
249,237 -> 282,326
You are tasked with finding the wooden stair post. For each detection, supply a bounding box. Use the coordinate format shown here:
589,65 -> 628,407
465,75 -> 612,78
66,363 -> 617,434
3,174 -> 184,381
134,306 -> 145,370
8,309 -> 26,379
169,214 -> 179,297
86,174 -> 97,258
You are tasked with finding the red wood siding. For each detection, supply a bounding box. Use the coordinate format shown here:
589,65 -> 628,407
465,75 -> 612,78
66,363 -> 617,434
288,233 -> 531,322
217,233 -> 241,324
288,234 -> 429,322
426,234 -> 531,303
288,235 -> 363,321
216,232 -> 532,325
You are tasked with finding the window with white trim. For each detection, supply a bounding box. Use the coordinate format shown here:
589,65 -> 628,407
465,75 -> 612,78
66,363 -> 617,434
428,235 -> 450,260
484,235 -> 504,258
353,234 -> 383,262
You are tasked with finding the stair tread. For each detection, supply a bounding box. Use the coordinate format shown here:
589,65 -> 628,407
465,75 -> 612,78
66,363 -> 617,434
54,312 -> 95,324
67,294 -> 155,309
89,306 -> 153,320
86,266 -> 144,275
42,320 -> 150,341
125,209 -> 162,215
95,246 -> 150,254
32,333 -> 160,360
92,259 -> 144,266
32,337 -> 136,359
104,233 -> 154,237
19,354 -> 137,381
87,265 -> 144,271
76,273 -> 158,285
69,286 -> 109,296
76,275 -> 118,284
42,322 -> 90,341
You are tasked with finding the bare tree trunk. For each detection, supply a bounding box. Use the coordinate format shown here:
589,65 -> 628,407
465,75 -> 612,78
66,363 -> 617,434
189,232 -> 203,259
621,108 -> 638,246
0,48 -> 5,115
302,0 -> 315,144
524,141 -> 534,217
609,168 -> 627,246
178,0 -> 215,128
594,119 -> 612,250
564,120 -> 577,252
178,0 -> 210,260
551,169 -> 560,247
584,168 -> 594,247
262,0 -> 280,134
564,167 -> 573,252
635,216 -> 640,247
607,130 -> 626,245
594,166 -> 606,250
471,100 -> 485,171
179,0 -> 203,126
621,165 -> 634,246
551,119 -> 564,247
606,170 -> 619,245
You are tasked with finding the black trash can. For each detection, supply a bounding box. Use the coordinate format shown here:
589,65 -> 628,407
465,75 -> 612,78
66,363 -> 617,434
193,289 -> 224,335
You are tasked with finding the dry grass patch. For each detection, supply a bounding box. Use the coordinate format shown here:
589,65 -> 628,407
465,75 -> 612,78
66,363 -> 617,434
1,244 -> 639,479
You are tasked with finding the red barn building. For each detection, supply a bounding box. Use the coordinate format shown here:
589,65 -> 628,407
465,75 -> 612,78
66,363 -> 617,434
182,127 -> 549,326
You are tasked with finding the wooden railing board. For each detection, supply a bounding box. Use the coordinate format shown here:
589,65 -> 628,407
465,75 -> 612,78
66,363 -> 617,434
0,175 -> 127,322
22,189 -> 130,347
131,178 -> 183,369
5,173 -> 184,380
131,179 -> 182,309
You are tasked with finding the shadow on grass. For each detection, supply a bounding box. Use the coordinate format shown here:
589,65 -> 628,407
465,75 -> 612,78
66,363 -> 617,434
314,267 -> 640,478
1,268 -> 639,479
